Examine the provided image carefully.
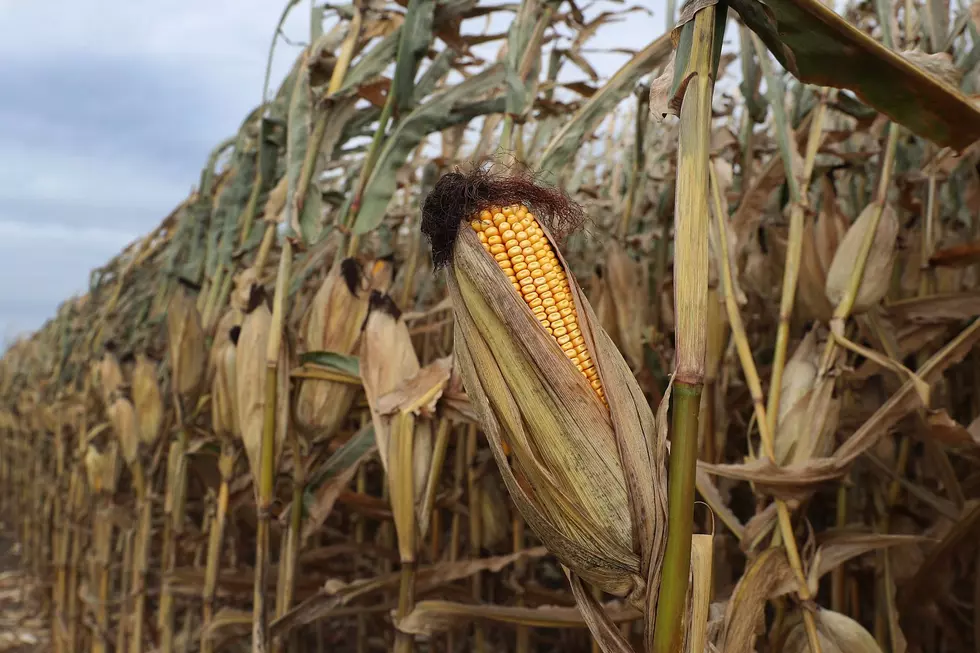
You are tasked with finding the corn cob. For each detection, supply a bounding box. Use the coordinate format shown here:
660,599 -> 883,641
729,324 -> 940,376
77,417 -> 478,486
468,204 -> 605,404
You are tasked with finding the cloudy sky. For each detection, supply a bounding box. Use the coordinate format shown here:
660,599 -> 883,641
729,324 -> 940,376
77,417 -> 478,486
0,0 -> 666,344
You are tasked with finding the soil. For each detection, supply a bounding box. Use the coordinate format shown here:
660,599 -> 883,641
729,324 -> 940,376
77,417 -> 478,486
0,524 -> 49,652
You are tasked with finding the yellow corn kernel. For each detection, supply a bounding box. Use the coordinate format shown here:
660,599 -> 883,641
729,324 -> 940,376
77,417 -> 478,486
470,203 -> 605,404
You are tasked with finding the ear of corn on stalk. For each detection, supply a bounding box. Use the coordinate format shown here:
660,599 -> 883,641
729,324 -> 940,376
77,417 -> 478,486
97,347 -> 125,407
131,354 -> 163,449
210,310 -> 243,439
167,283 -> 208,401
295,257 -> 394,438
360,292 -> 434,545
84,441 -> 120,496
825,202 -> 898,314
236,285 -> 290,486
423,178 -> 666,601
108,397 -> 140,468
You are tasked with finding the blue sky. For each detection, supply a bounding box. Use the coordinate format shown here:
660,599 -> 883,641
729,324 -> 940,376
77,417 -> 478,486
0,1 -> 666,343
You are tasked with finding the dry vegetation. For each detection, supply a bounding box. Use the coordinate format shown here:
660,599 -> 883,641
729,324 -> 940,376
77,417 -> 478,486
5,0 -> 980,651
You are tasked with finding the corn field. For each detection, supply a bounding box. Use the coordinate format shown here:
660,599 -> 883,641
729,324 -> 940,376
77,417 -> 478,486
5,0 -> 980,651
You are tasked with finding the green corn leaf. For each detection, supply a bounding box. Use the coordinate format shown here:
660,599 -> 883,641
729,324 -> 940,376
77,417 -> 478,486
352,64 -> 506,235
299,351 -> 361,377
285,50 -> 317,243
341,28 -> 403,93
538,32 -> 672,179
732,0 -> 980,149
393,0 -> 437,115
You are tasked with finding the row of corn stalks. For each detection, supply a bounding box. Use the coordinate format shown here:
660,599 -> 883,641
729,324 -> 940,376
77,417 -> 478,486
5,0 -> 980,651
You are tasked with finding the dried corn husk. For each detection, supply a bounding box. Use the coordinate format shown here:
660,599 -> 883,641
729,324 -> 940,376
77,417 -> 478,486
131,354 -> 163,448
236,286 -> 289,485
783,608 -> 884,653
167,284 -> 207,401
774,330 -> 840,466
97,349 -> 124,406
108,397 -> 140,467
84,441 -> 120,495
798,180 -> 848,322
825,203 -> 899,313
360,293 -> 434,555
210,316 -> 241,440
604,240 -> 648,371
295,257 -> 393,439
436,211 -> 666,600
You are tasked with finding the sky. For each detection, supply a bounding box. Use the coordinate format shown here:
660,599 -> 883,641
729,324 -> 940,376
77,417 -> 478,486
0,0 -> 672,344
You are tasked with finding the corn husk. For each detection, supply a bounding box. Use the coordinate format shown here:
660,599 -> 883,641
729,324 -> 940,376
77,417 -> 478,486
774,330 -> 841,466
131,354 -> 163,448
167,284 -> 208,401
360,293 -> 434,552
798,179 -> 848,322
108,397 -> 140,467
783,608 -> 884,653
236,287 -> 290,485
84,441 -> 120,495
97,350 -> 124,406
444,219 -> 665,599
603,240 -> 648,372
210,312 -> 241,440
295,257 -> 393,438
825,202 -> 899,314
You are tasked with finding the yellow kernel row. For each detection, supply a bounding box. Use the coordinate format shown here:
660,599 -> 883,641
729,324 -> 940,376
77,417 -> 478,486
470,203 -> 605,404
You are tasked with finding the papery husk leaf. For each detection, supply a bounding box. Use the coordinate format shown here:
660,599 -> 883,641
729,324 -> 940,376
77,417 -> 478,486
210,335 -> 239,439
295,257 -> 393,439
236,296 -> 290,486
825,202 -> 898,314
783,608 -> 883,653
97,352 -> 124,406
449,223 -> 647,596
131,353 -> 163,447
167,284 -> 208,400
448,215 -> 666,595
108,397 -> 140,467
84,442 -> 120,495
360,299 -> 433,542
604,240 -> 648,371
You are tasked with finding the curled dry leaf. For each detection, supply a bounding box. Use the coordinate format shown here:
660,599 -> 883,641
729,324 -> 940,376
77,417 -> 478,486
720,547 -> 797,653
